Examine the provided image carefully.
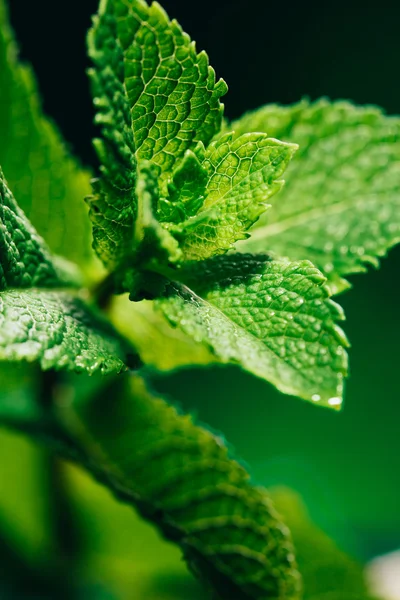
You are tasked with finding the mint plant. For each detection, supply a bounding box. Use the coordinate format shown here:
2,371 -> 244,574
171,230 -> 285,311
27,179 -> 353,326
0,0 -> 398,598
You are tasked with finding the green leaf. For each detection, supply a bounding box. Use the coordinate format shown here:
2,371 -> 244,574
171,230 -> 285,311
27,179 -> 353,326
176,133 -> 297,260
0,0 -> 93,268
158,149 -> 209,223
115,0 -> 228,179
88,0 -> 228,270
112,162 -> 182,295
233,100 -> 400,293
0,290 -> 129,374
156,255 -> 348,408
87,0 -> 137,270
133,162 -> 181,264
0,169 -> 62,290
63,460 -> 206,600
0,171 -> 131,375
57,373 -> 301,600
1,369 -> 302,598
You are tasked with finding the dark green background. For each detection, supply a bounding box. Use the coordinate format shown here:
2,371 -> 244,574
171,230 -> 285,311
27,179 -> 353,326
8,0 -> 400,559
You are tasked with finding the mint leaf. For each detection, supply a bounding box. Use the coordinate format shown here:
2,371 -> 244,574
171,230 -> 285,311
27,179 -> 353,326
158,149 -> 209,223
87,0 -> 137,269
156,255 -> 348,407
115,0 -> 228,179
0,169 -> 61,290
0,290 -> 128,374
119,161 -> 182,295
177,133 -> 297,260
0,169 -> 131,374
176,133 -> 296,260
58,373 -> 301,599
0,0 -> 93,268
234,100 -> 400,292
133,161 -> 181,263
88,0 -> 228,269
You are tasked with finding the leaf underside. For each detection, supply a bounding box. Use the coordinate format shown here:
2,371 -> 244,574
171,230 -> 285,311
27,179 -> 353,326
57,373 -> 302,600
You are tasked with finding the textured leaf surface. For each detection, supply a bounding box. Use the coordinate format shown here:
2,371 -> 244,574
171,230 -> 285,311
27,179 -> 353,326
133,162 -> 181,263
0,290 -> 128,374
0,169 -> 130,375
158,149 -> 209,223
0,170 -> 60,290
156,255 -> 348,407
0,0 -> 93,267
58,373 -> 301,600
88,0 -> 227,269
115,0 -> 228,179
88,0 -> 137,269
234,100 -> 400,292
177,133 -> 297,260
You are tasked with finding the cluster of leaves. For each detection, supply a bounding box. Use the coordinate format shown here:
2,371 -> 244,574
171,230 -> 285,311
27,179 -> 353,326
1,0 -> 399,597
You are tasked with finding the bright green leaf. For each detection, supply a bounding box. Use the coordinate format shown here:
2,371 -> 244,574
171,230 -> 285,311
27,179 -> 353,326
156,255 -> 348,407
0,169 -> 131,375
158,149 -> 209,223
87,0 -> 138,270
0,170 -> 61,290
234,100 -> 400,293
0,0 -> 93,268
88,0 -> 228,270
115,0 -> 228,180
133,162 -> 181,264
177,133 -> 297,260
112,162 -> 182,295
0,290 -> 129,374
58,373 -> 301,600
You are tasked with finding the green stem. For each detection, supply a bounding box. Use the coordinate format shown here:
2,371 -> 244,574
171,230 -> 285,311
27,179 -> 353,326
91,270 -> 117,309
40,371 -> 82,595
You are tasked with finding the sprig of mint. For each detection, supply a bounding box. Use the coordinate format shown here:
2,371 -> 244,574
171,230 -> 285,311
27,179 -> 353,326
0,0 -> 398,597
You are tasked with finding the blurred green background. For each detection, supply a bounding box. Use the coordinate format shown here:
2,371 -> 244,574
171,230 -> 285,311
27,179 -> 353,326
1,0 -> 399,595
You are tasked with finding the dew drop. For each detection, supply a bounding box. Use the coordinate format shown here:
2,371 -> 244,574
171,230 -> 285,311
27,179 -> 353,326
311,394 -> 321,402
328,396 -> 342,407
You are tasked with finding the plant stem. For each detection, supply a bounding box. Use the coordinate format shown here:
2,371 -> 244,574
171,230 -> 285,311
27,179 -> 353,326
40,371 -> 82,596
91,270 -> 117,309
